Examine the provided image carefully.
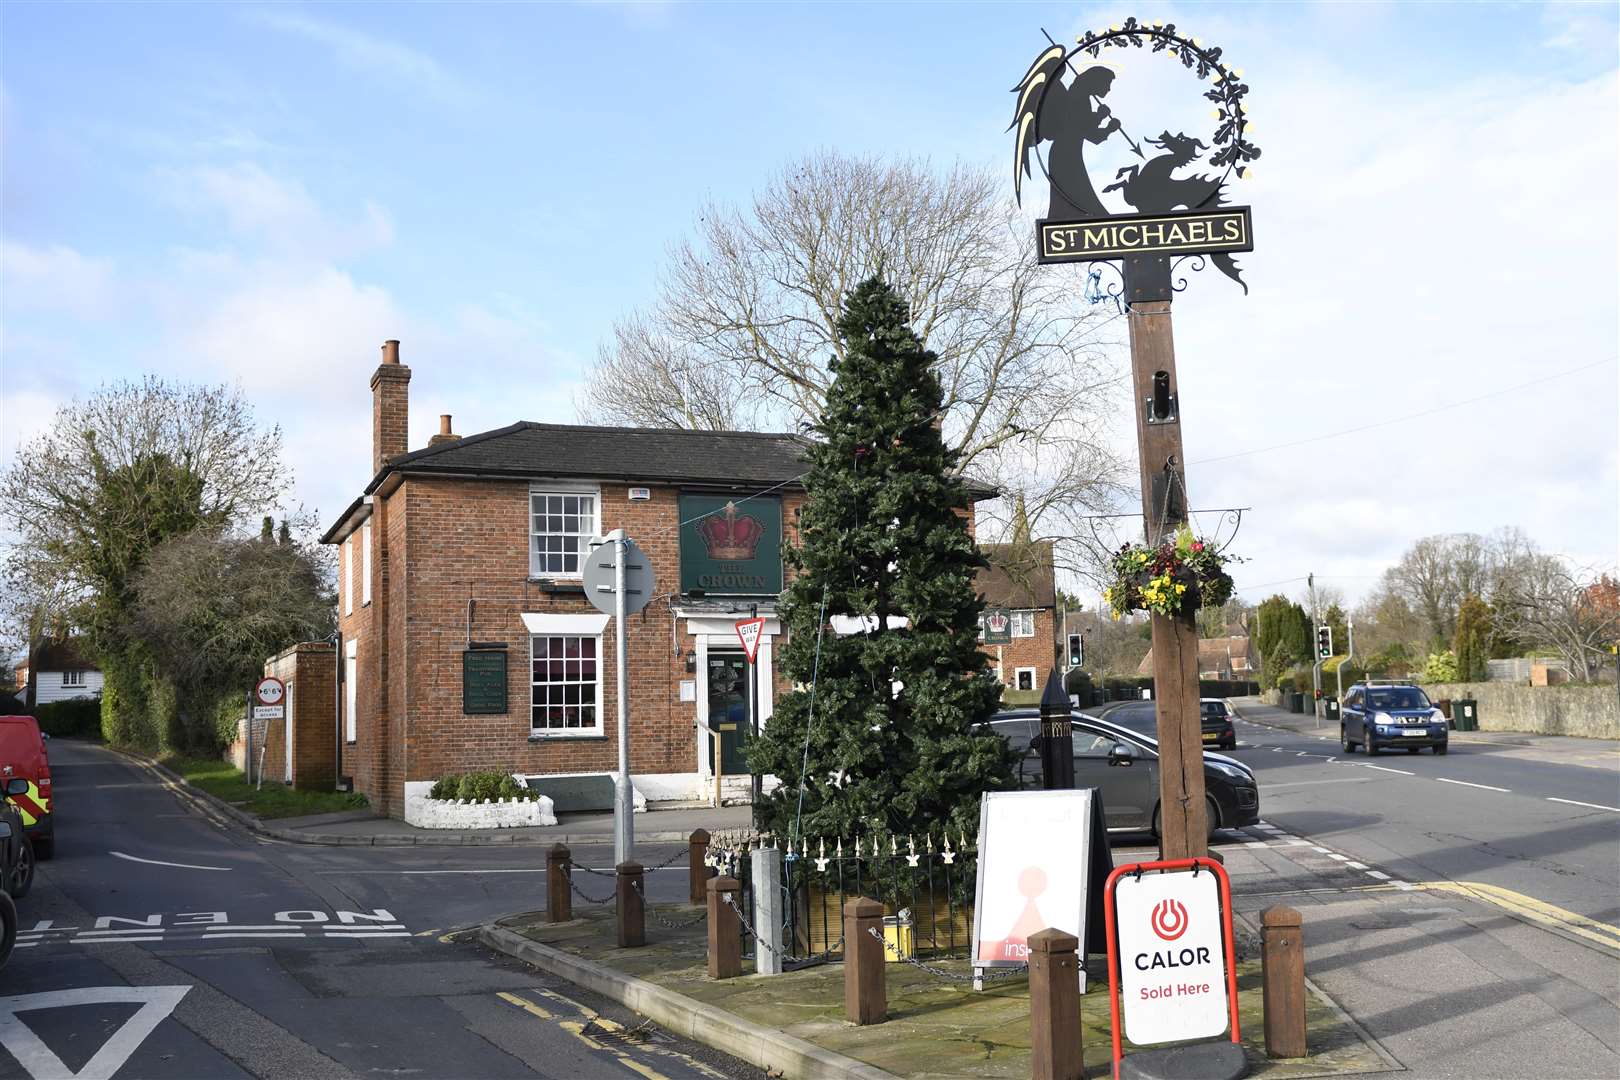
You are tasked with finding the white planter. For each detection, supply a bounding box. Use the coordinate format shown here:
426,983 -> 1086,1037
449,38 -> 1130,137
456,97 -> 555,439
404,779 -> 557,829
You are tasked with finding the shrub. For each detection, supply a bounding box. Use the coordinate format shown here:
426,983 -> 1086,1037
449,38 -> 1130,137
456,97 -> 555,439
1423,650 -> 1459,683
34,698 -> 103,738
430,771 -> 536,802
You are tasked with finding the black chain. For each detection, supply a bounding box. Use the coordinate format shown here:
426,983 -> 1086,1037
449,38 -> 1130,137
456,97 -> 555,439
568,861 -> 616,879
629,879 -> 709,928
865,927 -> 1027,982
721,894 -> 844,963
567,876 -> 616,905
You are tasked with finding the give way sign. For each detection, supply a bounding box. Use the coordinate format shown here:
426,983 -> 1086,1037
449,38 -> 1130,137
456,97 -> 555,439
1112,864 -> 1236,1046
734,618 -> 765,663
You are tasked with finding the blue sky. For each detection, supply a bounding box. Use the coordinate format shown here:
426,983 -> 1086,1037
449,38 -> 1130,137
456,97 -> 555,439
3,1 -> 1617,608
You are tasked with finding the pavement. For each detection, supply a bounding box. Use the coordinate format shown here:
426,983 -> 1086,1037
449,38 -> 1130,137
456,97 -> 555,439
1102,697 -> 1620,1080
0,739 -> 757,1080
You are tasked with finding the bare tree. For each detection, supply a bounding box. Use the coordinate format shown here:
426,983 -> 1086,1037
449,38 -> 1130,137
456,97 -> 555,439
578,150 -> 1125,538
1493,557 -> 1619,682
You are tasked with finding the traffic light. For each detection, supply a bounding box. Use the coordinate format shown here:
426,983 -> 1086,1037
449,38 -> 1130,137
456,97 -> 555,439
1316,625 -> 1333,659
1067,633 -> 1083,667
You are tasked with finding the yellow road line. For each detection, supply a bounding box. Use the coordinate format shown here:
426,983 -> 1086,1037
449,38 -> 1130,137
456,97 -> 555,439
497,991 -> 556,1020
525,987 -> 723,1078
1416,881 -> 1620,951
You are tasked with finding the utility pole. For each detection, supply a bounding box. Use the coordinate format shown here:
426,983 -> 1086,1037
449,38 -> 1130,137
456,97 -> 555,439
1126,271 -> 1209,862
1337,616 -> 1355,703
1308,572 -> 1323,724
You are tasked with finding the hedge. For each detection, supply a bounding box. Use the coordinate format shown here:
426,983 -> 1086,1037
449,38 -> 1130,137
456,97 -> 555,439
429,771 -> 539,802
33,698 -> 103,739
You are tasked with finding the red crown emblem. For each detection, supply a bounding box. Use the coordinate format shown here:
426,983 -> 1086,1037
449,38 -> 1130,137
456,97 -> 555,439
698,502 -> 764,561
985,610 -> 1010,634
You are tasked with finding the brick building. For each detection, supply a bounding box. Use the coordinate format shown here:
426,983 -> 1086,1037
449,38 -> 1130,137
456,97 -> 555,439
318,341 -> 996,817
975,541 -> 1060,697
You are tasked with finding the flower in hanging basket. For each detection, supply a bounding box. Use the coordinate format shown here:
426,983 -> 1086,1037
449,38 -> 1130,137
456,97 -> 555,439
1105,525 -> 1239,619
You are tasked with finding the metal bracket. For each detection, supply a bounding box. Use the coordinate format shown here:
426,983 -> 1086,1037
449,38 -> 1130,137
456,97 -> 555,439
1143,393 -> 1179,425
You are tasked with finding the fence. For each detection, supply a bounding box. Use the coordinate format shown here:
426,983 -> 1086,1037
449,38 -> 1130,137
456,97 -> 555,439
706,831 -> 979,967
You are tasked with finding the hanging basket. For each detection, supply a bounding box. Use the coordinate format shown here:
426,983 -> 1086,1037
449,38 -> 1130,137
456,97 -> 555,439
1105,527 -> 1235,619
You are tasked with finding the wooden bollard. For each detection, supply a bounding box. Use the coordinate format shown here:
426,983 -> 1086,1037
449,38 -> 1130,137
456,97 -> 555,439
1262,904 -> 1307,1058
707,876 -> 742,979
616,861 -> 645,948
843,896 -> 886,1026
689,828 -> 712,905
1029,928 -> 1082,1080
546,843 -> 571,923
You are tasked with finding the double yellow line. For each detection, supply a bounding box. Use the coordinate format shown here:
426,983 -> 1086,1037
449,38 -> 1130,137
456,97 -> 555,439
1413,881 -> 1620,953
497,989 -> 731,1080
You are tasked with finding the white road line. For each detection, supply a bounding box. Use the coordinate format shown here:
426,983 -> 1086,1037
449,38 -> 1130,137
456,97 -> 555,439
77,937 -> 165,944
1437,777 -> 1510,793
1392,882 -> 1418,891
1547,797 -> 1620,813
324,931 -> 412,938
110,851 -> 233,872
1366,870 -> 1391,880
12,943 -> 36,948
1311,846 -> 1332,854
195,924 -> 302,931
75,929 -> 169,937
1265,777 -> 1372,788
1346,861 -> 1369,870
1245,841 -> 1270,848
1363,765 -> 1415,776
191,933 -> 307,939
1327,853 -> 1350,861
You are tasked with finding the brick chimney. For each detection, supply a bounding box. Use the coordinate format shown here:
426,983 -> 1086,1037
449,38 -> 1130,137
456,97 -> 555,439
371,339 -> 411,474
428,414 -> 459,448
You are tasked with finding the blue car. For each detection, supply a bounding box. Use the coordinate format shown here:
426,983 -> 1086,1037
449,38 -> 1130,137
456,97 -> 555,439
1340,682 -> 1449,755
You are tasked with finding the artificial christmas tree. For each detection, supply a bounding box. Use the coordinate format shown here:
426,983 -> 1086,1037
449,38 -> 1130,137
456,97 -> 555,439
749,276 -> 1015,847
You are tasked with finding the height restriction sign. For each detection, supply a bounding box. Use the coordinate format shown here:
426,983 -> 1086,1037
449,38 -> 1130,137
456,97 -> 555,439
734,618 -> 765,663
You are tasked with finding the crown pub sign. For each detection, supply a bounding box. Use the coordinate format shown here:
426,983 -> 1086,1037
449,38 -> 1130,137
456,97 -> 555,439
678,495 -> 783,596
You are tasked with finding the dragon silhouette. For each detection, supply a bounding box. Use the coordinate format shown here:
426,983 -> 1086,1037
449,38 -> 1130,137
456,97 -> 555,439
1010,47 -> 1248,293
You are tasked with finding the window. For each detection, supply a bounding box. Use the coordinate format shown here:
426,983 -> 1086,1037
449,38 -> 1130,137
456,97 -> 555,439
1073,732 -> 1119,757
1014,667 -> 1036,692
63,670 -> 86,687
343,537 -> 353,615
361,521 -> 372,605
530,491 -> 598,577
531,634 -> 602,735
1011,610 -> 1037,638
344,639 -> 357,743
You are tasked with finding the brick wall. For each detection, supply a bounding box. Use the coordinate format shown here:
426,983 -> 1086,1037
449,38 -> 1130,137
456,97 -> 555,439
982,607 -> 1058,693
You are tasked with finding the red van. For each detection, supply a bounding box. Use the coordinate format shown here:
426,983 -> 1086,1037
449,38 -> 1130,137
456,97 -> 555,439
0,716 -> 52,859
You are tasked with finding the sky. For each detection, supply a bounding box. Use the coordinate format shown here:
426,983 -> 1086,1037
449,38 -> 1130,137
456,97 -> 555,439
3,1 -> 1617,613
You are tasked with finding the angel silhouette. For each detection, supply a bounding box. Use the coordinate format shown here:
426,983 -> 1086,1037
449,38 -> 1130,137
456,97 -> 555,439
1010,48 -> 1123,219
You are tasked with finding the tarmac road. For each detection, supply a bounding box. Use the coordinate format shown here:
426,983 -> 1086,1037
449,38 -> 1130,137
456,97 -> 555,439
0,740 -> 754,1080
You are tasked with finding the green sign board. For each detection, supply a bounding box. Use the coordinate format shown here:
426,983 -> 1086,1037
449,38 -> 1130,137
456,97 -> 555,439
462,649 -> 508,715
981,607 -> 1013,645
679,494 -> 783,596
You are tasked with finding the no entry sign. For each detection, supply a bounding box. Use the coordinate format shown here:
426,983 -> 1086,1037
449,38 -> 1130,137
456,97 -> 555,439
1105,858 -> 1240,1070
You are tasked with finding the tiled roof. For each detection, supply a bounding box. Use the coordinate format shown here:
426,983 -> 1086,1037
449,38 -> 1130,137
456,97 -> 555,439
976,541 -> 1056,609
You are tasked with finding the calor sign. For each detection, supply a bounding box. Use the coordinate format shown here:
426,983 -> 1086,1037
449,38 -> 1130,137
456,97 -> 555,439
1111,863 -> 1237,1047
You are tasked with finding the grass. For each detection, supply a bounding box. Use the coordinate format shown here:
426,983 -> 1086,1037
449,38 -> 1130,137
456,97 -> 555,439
160,755 -> 370,819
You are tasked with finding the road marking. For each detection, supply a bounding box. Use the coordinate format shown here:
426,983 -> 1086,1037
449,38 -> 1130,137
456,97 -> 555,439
497,991 -> 556,1019
1265,777 -> 1372,788
110,851 -> 232,872
1311,846 -> 1332,854
1327,853 -> 1349,861
1437,777 -> 1510,793
324,931 -> 412,938
0,985 -> 190,1080
1416,881 -> 1620,952
1546,797 -> 1620,813
1362,765 -> 1414,776
1346,861 -> 1369,870
331,868 -> 550,875
1366,870 -> 1391,880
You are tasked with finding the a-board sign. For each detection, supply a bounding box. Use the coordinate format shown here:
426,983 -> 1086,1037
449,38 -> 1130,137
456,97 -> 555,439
734,617 -> 765,663
971,790 -> 1113,974
1105,858 -> 1241,1061
462,649 -> 508,715
254,676 -> 285,708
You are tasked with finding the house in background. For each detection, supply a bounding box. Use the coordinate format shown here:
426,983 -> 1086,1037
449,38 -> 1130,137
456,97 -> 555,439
1136,633 -> 1258,681
14,638 -> 104,706
976,541 -> 1059,699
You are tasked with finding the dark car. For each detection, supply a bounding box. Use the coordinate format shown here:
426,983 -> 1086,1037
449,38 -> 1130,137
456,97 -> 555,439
1340,682 -> 1448,755
1201,698 -> 1236,750
990,710 -> 1260,839
0,792 -> 33,970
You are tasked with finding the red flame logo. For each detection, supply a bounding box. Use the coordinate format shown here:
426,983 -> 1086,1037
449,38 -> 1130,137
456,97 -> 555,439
1150,898 -> 1188,941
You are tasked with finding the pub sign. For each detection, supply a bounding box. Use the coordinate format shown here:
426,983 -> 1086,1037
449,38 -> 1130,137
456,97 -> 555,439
678,495 -> 783,597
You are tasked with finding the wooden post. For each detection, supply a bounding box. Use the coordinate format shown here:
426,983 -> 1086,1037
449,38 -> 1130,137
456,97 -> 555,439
688,828 -> 712,905
1262,905 -> 1307,1058
843,897 -> 886,1026
616,861 -> 645,948
1029,928 -> 1082,1080
707,876 -> 742,979
546,842 -> 571,923
1127,296 -> 1210,861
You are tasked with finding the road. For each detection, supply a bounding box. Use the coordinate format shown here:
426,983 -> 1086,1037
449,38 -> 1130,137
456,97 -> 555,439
0,740 -> 753,1080
1108,697 -> 1620,1078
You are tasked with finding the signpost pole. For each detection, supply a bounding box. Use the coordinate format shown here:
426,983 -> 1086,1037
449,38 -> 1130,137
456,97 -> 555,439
244,690 -> 253,787
615,535 -> 633,865
748,603 -> 761,825
1126,289 -> 1210,862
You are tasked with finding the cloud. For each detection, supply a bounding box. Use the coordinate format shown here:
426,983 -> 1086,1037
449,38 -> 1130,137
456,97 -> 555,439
246,8 -> 470,104
155,162 -> 394,259
0,241 -> 116,317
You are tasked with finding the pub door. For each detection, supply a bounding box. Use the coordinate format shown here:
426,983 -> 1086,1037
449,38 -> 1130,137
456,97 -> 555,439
707,651 -> 752,775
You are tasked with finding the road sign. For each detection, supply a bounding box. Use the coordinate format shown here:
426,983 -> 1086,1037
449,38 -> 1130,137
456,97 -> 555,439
582,536 -> 656,617
982,608 -> 1012,645
735,617 -> 765,663
1106,859 -> 1240,1061
251,705 -> 284,721
254,677 -> 285,707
